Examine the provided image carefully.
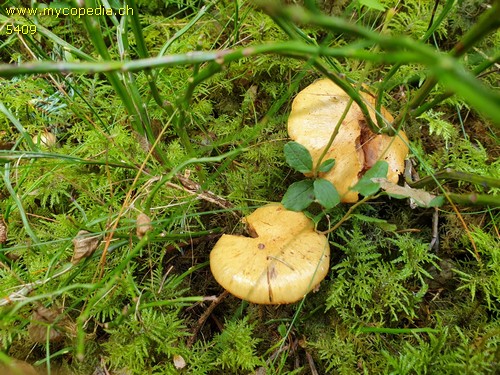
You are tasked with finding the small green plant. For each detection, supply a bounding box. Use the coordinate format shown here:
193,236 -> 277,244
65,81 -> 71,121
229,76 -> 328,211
281,141 -> 339,211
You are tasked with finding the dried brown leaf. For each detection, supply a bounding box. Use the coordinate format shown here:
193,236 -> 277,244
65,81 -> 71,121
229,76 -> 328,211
72,230 -> 100,264
136,213 -> 152,239
28,306 -> 65,343
0,217 -> 6,244
173,354 -> 186,369
372,178 -> 438,207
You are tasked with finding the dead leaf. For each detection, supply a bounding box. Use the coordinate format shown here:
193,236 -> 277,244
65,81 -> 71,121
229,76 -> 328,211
28,306 -> 65,343
0,217 -> 6,244
371,178 -> 440,207
173,354 -> 186,369
72,230 -> 100,264
136,213 -> 152,239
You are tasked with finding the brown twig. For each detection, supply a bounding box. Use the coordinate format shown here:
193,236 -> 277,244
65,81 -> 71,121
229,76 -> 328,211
430,207 -> 439,251
167,173 -> 240,218
163,233 -> 222,253
187,290 -> 229,347
0,264 -> 73,307
305,350 -> 319,375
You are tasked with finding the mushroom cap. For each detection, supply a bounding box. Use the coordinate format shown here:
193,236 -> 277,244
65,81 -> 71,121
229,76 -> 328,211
288,79 -> 409,202
210,203 -> 330,304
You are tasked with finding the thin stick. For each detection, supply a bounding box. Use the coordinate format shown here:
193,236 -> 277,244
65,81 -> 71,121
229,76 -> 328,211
409,169 -> 500,190
319,194 -> 379,235
305,351 -> 319,375
187,290 -> 229,347
430,207 -> 439,251
0,264 -> 73,307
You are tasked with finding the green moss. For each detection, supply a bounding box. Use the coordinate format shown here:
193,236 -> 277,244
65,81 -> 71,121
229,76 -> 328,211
104,308 -> 189,374
211,317 -> 264,372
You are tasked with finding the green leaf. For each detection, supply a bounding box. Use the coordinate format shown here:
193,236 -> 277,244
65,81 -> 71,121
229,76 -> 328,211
314,178 -> 340,209
284,142 -> 313,174
277,324 -> 287,338
281,180 -> 315,211
352,161 -> 389,197
428,196 -> 445,207
318,158 -> 335,173
358,0 -> 385,11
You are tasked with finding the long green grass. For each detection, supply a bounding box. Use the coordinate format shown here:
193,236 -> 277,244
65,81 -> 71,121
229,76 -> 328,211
1,0 -> 499,374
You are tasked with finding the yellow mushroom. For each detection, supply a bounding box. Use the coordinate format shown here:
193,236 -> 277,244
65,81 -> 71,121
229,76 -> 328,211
210,203 -> 330,304
288,79 -> 409,202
